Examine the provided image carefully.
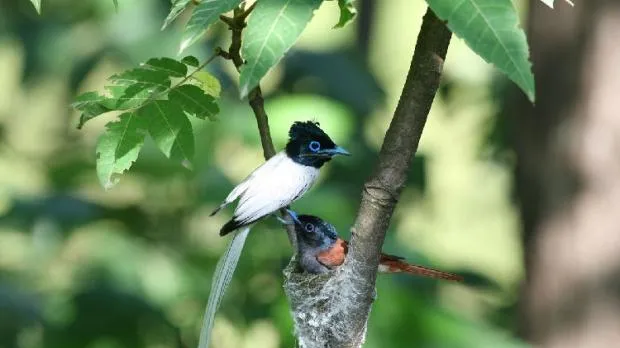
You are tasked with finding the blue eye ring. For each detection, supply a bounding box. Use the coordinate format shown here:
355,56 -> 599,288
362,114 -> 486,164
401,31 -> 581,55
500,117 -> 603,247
308,141 -> 321,152
305,223 -> 315,232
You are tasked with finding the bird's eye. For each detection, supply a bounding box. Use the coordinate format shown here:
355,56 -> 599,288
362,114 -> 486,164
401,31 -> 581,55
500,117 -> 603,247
308,141 -> 321,152
304,223 -> 315,232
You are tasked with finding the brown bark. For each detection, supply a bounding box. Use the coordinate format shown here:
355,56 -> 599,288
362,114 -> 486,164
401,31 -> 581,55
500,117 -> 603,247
514,1 -> 620,347
284,8 -> 451,347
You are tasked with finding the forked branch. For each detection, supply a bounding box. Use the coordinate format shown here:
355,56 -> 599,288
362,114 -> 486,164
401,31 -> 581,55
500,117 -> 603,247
283,7 -> 452,347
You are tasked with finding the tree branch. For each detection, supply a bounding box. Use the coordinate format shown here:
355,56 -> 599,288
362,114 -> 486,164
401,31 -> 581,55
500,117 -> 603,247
218,4 -> 296,245
283,8 -> 452,347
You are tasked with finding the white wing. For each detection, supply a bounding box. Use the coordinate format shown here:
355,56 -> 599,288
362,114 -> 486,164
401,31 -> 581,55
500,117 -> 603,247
211,152 -> 288,215
232,152 -> 319,225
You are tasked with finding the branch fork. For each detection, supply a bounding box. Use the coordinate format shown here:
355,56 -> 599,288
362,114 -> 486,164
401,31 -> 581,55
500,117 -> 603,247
217,4 -> 452,347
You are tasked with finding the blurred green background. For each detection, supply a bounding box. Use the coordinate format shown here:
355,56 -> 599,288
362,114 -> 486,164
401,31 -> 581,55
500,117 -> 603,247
0,0 -> 530,347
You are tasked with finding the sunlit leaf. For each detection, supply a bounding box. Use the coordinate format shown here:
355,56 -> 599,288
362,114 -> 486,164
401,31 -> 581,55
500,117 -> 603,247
179,0 -> 244,53
425,0 -> 535,102
170,85 -> 219,120
73,92 -> 113,129
29,0 -> 41,13
142,100 -> 195,163
181,55 -> 200,67
162,0 -> 193,30
73,56 -> 219,186
96,112 -> 147,189
108,68 -> 171,109
192,71 -> 221,98
142,57 -> 188,78
539,0 -> 574,8
334,0 -> 356,28
239,0 -> 323,98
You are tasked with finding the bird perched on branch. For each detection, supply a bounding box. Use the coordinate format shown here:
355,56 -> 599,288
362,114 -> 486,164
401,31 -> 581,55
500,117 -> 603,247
211,120 -> 350,235
199,121 -> 349,348
288,213 -> 463,282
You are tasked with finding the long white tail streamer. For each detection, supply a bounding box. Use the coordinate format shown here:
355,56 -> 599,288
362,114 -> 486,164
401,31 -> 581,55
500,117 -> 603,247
198,226 -> 250,348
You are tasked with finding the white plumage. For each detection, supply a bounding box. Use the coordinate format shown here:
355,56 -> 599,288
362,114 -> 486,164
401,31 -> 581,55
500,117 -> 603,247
199,152 -> 320,348
218,151 -> 320,228
201,121 -> 348,348
198,227 -> 249,348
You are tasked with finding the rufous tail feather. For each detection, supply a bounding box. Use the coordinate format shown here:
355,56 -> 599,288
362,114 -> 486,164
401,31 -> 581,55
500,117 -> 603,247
380,260 -> 463,282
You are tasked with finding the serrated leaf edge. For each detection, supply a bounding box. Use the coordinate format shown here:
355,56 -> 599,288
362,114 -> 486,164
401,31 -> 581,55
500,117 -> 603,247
151,101 -> 193,162
240,0 -> 300,97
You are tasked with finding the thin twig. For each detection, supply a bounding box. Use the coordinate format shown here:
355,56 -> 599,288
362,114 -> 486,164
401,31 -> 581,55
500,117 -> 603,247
78,50 -> 220,129
218,3 -> 297,246
283,8 -> 453,347
239,1 -> 257,20
344,7 -> 452,341
173,51 -> 220,88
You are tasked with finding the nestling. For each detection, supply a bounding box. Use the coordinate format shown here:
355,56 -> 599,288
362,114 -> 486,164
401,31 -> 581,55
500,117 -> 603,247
201,121 -> 350,348
288,212 -> 463,282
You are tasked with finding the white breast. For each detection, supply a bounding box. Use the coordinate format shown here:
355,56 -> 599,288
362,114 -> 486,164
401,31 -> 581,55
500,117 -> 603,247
231,152 -> 319,225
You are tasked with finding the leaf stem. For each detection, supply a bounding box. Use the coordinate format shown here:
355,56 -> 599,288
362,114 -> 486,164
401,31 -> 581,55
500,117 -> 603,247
218,3 -> 296,245
109,50 -> 221,118
174,51 -> 220,89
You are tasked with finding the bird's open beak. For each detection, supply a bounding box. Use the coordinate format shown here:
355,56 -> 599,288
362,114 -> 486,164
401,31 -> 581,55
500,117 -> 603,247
286,209 -> 302,225
275,209 -> 301,226
320,146 -> 350,157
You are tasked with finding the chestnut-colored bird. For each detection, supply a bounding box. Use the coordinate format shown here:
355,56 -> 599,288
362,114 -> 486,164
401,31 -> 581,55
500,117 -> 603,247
288,213 -> 462,282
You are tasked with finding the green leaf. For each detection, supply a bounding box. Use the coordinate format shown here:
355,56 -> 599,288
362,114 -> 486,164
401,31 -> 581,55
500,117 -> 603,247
108,68 -> 171,109
142,57 -> 188,78
334,0 -> 356,28
29,0 -> 41,13
425,0 -> 535,101
169,84 -> 219,120
113,0 -> 118,11
179,0 -> 244,53
74,56 -> 216,187
96,112 -> 147,189
181,55 -> 200,67
539,0 -> 553,7
539,0 -> 574,8
192,71 -> 221,97
142,100 -> 195,163
239,0 -> 323,98
73,92 -> 113,129
162,0 -> 192,30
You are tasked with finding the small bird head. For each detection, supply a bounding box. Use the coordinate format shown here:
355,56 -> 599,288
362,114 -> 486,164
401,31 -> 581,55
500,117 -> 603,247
285,121 -> 350,168
292,214 -> 338,250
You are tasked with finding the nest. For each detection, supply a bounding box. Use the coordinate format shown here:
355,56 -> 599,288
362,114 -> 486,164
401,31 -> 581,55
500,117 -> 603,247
282,256 -> 375,348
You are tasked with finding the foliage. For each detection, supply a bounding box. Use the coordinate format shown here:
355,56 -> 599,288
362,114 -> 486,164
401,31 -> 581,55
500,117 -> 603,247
425,0 -> 534,101
72,57 -> 219,189
539,0 -> 575,8
60,0 -> 551,185
239,0 -> 323,97
28,0 -> 41,13
2,1 -> 540,347
179,0 -> 244,52
335,0 -> 357,28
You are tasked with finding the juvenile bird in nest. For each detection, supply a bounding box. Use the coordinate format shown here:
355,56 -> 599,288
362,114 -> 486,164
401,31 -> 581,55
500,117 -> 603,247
286,212 -> 463,282
200,121 -> 349,348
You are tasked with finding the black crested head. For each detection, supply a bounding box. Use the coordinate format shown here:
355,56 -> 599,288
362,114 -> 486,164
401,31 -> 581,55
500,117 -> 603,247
294,214 -> 338,250
285,121 -> 350,168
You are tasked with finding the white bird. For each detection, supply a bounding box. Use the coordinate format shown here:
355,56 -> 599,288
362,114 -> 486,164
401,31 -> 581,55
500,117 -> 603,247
199,121 -> 349,348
